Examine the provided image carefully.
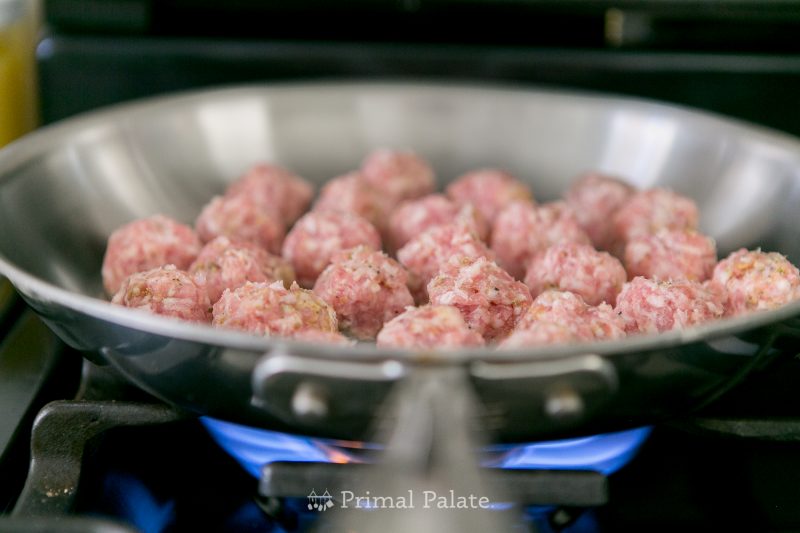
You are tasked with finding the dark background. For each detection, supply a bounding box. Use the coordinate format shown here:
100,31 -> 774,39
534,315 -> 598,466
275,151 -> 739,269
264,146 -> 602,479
37,0 -> 800,139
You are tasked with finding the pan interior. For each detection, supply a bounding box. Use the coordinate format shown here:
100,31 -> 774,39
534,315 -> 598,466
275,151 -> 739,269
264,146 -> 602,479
1,83 -> 800,341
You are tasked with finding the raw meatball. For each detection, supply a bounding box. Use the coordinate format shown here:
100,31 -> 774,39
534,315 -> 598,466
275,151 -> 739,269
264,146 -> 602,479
212,281 -> 338,337
376,305 -> 484,349
427,256 -> 532,341
282,211 -> 382,288
515,290 -> 625,343
491,201 -> 591,280
397,221 -> 493,302
454,203 -> 490,242
615,277 -> 724,335
102,215 -> 201,295
524,242 -> 627,306
360,149 -> 435,204
313,171 -> 392,234
195,194 -> 285,254
313,246 -> 414,340
294,329 -> 356,346
498,322 -> 580,348
711,248 -> 800,315
189,236 -> 295,304
388,194 -> 488,251
611,188 -> 699,255
111,265 -> 210,323
446,169 -> 532,224
624,229 -> 717,282
225,163 -> 313,225
565,172 -> 636,251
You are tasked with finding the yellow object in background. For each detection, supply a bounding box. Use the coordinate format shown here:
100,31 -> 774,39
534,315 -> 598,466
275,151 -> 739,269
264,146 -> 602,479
0,0 -> 39,147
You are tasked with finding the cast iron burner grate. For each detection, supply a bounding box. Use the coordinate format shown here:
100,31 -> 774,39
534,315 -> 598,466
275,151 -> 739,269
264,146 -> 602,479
0,395 -> 613,533
10,393 -> 800,533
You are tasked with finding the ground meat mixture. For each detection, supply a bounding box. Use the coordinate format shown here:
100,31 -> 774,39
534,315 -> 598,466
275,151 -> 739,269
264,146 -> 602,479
615,277 -> 725,334
212,281 -> 338,337
514,290 -> 625,343
360,149 -> 435,204
102,215 -> 202,295
491,201 -> 591,280
387,194 -> 488,251
427,256 -> 532,341
312,171 -> 392,235
524,242 -> 627,306
111,265 -> 211,323
189,236 -> 295,304
281,210 -> 382,288
313,246 -> 414,340
397,221 -> 494,303
376,305 -> 485,349
710,248 -> 800,315
101,152 -> 800,346
225,163 -> 313,225
498,322 -> 583,348
195,193 -> 286,254
611,188 -> 699,256
565,172 -> 636,251
446,168 -> 533,224
624,229 -> 717,282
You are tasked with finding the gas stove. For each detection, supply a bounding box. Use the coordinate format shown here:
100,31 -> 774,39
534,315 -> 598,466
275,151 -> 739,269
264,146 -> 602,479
5,1 -> 800,531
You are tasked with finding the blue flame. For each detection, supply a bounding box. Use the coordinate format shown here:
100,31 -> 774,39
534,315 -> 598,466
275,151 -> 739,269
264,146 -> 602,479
487,427 -> 652,474
201,418 -> 334,478
201,417 -> 651,478
101,472 -> 175,533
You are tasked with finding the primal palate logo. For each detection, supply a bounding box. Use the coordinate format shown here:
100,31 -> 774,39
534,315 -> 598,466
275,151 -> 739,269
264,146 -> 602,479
307,489 -> 335,511
306,489 -> 490,510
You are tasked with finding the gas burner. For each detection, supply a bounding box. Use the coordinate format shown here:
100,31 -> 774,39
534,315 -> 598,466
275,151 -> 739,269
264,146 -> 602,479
202,417 -> 651,478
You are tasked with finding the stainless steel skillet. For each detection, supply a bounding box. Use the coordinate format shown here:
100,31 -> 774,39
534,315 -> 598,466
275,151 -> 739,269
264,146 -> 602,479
2,82 -> 800,443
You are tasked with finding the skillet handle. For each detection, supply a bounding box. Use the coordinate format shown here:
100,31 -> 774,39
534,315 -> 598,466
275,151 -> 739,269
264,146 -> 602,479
251,346 -> 406,439
470,354 -> 619,441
